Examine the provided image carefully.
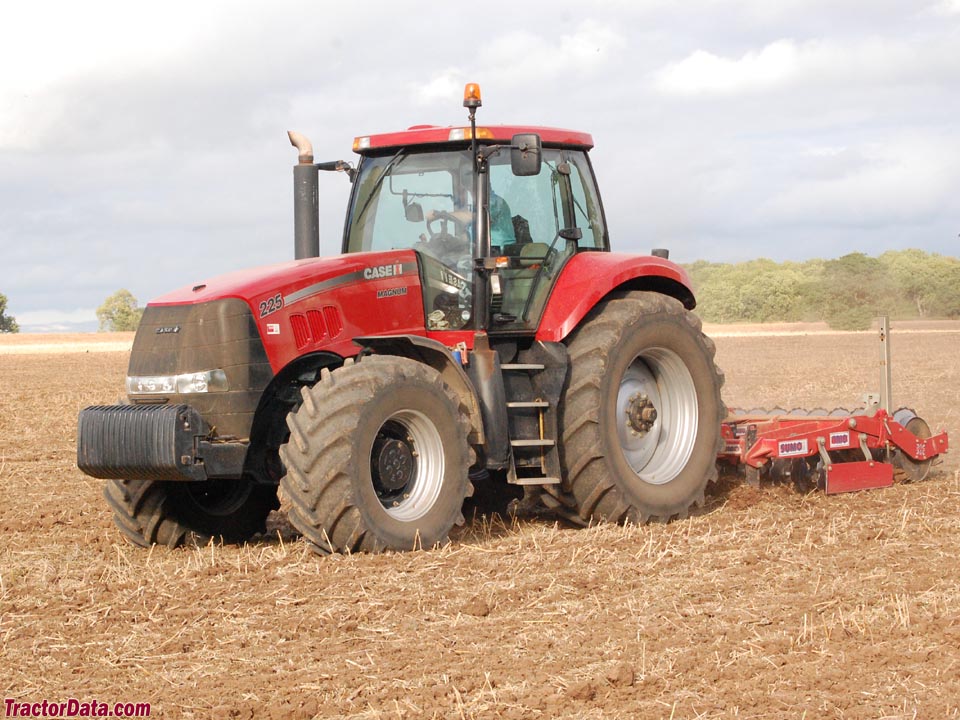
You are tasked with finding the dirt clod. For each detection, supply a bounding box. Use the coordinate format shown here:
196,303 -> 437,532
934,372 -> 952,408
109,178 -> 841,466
605,663 -> 635,688
567,680 -> 597,701
461,596 -> 491,617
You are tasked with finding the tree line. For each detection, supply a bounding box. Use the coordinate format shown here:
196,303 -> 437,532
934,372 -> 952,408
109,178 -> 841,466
685,249 -> 960,330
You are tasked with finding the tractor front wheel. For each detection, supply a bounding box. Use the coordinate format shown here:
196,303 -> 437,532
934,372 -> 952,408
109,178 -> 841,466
104,477 -> 279,548
558,292 -> 725,523
279,356 -> 472,554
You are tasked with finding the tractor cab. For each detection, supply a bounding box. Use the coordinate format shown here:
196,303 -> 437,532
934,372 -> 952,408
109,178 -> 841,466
343,85 -> 608,335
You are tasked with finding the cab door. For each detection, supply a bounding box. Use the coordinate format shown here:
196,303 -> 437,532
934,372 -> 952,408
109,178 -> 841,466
486,148 -> 608,332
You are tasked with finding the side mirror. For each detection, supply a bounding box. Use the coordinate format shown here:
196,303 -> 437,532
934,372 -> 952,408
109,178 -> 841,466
511,133 -> 542,177
402,190 -> 424,223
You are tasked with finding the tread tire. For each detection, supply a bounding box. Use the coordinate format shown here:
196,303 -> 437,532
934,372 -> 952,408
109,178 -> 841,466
558,291 -> 725,523
104,477 -> 279,548
279,356 -> 472,554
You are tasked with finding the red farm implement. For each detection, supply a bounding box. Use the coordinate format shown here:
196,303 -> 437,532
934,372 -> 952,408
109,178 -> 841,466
720,318 -> 949,494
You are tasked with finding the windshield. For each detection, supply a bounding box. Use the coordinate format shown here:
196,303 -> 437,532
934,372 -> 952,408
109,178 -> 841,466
346,149 -> 476,273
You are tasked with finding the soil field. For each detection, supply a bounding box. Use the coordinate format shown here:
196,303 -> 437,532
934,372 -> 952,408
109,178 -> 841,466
1,327 -> 959,719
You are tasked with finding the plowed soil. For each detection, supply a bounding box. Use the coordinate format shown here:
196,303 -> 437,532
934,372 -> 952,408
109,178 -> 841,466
1,326 -> 958,719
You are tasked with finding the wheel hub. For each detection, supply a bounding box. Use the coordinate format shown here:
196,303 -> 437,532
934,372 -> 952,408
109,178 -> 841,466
374,437 -> 415,492
186,478 -> 253,517
626,393 -> 658,436
616,348 -> 699,484
369,410 -> 445,521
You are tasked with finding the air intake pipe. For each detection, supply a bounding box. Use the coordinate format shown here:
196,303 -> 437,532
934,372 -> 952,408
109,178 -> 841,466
288,131 -> 320,260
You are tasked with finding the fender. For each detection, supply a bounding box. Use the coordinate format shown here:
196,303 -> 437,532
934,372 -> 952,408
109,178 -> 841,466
534,252 -> 696,343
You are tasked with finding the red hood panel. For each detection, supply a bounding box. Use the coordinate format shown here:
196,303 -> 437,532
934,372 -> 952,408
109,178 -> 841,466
150,250 -> 418,306
149,249 -> 426,373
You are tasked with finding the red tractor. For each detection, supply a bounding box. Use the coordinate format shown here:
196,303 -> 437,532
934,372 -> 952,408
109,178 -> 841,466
78,84 -> 725,553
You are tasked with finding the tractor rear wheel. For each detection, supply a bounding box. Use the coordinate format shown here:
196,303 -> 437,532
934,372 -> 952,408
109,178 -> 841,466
104,477 -> 279,548
558,291 -> 725,523
279,356 -> 472,554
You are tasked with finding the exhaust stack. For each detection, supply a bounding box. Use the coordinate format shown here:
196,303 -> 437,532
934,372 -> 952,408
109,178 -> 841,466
288,131 -> 320,260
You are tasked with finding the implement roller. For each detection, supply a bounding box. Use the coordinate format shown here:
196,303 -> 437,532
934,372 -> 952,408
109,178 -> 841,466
719,317 -> 949,493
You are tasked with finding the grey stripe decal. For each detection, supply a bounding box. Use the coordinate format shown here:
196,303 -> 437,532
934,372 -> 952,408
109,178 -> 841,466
284,262 -> 419,306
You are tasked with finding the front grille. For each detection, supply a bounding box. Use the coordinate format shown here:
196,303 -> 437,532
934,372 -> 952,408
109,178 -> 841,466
128,299 -> 272,438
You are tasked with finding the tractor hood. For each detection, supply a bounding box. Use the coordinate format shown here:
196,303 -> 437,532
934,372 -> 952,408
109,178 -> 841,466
150,249 -> 419,309
147,249 -> 427,373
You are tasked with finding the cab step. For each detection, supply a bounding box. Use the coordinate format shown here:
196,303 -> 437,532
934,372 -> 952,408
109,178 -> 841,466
511,476 -> 562,485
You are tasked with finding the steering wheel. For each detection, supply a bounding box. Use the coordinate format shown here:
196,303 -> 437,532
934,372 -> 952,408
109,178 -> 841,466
418,211 -> 470,266
425,209 -> 464,238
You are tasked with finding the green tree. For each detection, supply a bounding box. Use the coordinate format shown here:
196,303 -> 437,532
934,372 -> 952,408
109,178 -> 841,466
687,250 -> 960,327
817,253 -> 897,330
688,259 -> 813,323
0,293 -> 18,333
97,289 -> 144,332
880,249 -> 960,318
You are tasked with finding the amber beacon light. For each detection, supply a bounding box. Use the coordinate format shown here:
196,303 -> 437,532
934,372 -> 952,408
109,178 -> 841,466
463,83 -> 482,109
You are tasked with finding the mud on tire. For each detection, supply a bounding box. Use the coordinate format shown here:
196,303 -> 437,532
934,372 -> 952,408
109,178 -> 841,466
104,477 -> 279,548
558,291 -> 725,523
279,356 -> 473,554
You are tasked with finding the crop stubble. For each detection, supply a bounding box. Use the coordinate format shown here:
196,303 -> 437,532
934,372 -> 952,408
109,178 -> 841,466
0,328 -> 958,719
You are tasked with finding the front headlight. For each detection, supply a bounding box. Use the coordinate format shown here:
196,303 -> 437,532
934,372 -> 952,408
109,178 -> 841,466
127,369 -> 229,395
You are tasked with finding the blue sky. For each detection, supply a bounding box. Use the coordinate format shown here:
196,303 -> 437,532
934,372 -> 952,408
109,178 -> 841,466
2,0 -> 958,331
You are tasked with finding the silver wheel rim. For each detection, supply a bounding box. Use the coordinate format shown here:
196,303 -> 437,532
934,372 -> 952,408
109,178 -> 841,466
372,409 -> 446,521
616,347 -> 699,485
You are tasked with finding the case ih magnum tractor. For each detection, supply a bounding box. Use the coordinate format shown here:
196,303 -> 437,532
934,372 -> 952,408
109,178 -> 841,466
78,83 -> 728,553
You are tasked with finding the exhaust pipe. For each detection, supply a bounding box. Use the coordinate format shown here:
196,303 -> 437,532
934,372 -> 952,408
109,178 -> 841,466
288,131 -> 320,260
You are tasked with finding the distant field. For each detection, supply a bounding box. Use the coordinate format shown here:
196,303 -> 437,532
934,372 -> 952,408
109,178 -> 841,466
1,325 -> 957,717
0,331 -> 135,354
704,318 -> 960,336
4,319 -> 958,352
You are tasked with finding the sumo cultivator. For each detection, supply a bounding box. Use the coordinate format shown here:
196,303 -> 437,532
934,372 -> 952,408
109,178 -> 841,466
719,318 -> 949,494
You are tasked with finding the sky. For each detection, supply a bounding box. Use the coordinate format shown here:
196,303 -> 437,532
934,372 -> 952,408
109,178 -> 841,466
2,0 -> 959,331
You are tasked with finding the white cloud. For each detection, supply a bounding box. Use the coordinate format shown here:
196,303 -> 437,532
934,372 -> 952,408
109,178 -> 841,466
416,68 -> 465,105
655,40 -> 799,95
477,20 -> 626,83
757,136 -> 960,227
411,21 -> 626,120
928,0 -> 960,15
0,1 -> 226,149
654,35 -> 960,97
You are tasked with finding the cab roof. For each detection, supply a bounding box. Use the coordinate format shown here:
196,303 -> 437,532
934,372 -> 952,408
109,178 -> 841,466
353,125 -> 594,154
